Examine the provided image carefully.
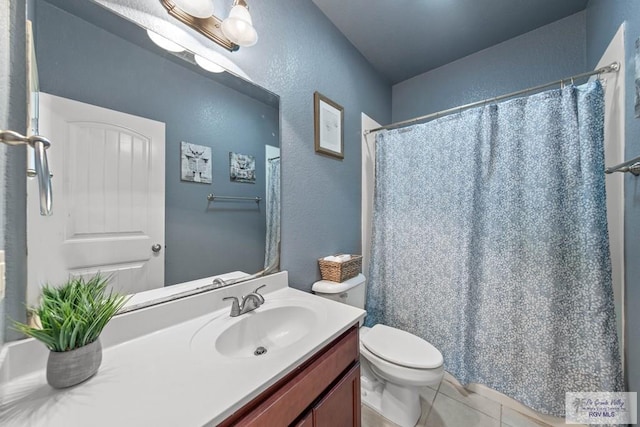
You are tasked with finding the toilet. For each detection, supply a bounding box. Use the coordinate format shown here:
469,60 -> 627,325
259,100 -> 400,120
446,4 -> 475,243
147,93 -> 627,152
312,274 -> 444,427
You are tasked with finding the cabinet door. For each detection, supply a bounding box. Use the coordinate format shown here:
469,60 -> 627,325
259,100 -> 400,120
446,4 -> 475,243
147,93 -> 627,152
312,364 -> 360,427
293,412 -> 313,427
220,326 -> 359,427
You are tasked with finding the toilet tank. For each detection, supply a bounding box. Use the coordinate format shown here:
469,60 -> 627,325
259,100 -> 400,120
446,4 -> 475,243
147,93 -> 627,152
312,273 -> 366,309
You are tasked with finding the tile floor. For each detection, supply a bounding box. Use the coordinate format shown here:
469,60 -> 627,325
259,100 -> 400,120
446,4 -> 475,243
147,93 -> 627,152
361,376 -> 587,427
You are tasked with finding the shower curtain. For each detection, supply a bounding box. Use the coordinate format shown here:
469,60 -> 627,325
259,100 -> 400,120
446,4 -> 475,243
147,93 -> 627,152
366,81 -> 622,416
264,157 -> 281,271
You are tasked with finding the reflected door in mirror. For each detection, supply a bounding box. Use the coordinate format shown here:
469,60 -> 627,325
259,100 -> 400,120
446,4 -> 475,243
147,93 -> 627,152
27,94 -> 166,305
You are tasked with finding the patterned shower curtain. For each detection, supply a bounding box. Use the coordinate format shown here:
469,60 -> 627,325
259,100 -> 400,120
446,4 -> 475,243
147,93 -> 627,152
264,157 -> 281,271
366,81 -> 623,416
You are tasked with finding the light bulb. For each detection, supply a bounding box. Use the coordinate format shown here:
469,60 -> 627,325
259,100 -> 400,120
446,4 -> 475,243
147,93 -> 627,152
147,29 -> 185,53
194,55 -> 225,73
172,0 -> 214,19
221,4 -> 258,47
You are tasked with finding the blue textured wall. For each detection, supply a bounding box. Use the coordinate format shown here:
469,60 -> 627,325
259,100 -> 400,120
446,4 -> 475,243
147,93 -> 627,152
392,12 -> 587,122
223,1 -> 392,289
586,0 -> 640,393
34,2 -> 279,286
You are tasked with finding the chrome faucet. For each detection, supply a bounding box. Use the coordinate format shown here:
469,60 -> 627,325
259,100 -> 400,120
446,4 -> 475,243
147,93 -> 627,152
223,285 -> 266,317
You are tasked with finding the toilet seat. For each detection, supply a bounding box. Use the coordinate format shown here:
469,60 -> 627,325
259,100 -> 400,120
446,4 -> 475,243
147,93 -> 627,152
360,341 -> 444,387
361,324 -> 443,369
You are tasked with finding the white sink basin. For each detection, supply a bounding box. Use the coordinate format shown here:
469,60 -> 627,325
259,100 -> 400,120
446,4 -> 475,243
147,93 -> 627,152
215,306 -> 317,357
191,299 -> 327,359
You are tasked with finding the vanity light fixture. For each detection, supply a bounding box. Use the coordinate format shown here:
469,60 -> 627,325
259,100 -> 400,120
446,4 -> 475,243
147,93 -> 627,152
160,0 -> 258,52
221,1 -> 258,47
147,29 -> 186,52
147,23 -> 227,74
171,0 -> 214,19
194,54 -> 225,73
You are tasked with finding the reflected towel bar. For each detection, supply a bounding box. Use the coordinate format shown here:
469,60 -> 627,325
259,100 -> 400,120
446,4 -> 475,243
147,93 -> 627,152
207,193 -> 262,203
605,155 -> 640,176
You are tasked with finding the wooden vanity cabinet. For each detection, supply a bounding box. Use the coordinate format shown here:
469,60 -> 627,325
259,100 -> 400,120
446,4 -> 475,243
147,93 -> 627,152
220,325 -> 361,427
299,363 -> 360,427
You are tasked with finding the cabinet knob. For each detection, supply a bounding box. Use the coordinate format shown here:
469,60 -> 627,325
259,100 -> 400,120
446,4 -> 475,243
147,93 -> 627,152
152,244 -> 162,253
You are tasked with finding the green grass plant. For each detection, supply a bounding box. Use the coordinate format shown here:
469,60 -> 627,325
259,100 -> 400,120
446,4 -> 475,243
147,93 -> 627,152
14,274 -> 128,352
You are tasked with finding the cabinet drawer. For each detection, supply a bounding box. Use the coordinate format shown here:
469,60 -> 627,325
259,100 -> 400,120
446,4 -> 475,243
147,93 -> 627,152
223,325 -> 359,426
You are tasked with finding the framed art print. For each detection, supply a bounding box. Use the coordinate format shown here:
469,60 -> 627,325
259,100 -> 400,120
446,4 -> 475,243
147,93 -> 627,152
181,141 -> 212,183
229,152 -> 256,183
314,91 -> 344,159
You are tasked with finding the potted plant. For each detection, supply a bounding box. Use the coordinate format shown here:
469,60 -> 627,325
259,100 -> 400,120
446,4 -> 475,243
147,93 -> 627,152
14,274 -> 128,389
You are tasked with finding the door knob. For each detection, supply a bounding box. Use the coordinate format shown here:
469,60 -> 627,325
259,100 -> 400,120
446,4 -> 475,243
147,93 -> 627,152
152,244 -> 162,253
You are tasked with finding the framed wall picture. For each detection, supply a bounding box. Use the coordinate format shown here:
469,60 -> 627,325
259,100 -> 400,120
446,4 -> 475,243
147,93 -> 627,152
229,152 -> 256,183
314,91 -> 344,159
181,141 -> 212,183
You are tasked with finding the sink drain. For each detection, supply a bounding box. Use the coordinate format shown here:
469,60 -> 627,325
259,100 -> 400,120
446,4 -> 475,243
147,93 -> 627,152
254,346 -> 268,356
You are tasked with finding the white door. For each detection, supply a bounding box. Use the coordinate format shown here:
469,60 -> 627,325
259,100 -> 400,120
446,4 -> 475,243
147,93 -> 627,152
27,93 -> 165,305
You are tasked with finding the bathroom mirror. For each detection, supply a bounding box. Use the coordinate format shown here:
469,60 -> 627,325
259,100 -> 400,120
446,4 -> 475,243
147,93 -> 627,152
22,0 -> 280,312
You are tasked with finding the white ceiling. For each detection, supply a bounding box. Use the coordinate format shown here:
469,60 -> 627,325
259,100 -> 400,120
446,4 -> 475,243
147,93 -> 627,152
312,0 -> 588,84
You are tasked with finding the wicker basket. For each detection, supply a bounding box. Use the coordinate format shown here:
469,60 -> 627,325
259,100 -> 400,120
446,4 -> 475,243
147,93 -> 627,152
318,254 -> 362,283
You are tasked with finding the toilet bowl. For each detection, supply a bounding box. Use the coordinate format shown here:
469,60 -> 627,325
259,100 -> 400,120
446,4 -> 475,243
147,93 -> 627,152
312,274 -> 444,427
359,325 -> 444,427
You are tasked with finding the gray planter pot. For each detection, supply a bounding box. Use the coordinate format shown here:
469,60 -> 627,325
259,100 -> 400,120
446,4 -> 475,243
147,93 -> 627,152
46,338 -> 102,389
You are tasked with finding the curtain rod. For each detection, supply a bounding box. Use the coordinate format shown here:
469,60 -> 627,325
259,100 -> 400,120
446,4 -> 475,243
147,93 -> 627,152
364,62 -> 620,135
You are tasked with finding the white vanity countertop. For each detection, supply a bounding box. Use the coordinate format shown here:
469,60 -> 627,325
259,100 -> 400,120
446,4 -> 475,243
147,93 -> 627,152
0,273 -> 365,426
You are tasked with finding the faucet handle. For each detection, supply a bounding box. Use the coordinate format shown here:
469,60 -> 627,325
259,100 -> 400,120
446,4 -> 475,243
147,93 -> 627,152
223,296 -> 240,317
212,277 -> 227,288
252,284 -> 266,303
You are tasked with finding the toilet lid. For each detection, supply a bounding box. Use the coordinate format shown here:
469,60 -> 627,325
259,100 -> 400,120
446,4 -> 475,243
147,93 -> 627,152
361,324 -> 443,369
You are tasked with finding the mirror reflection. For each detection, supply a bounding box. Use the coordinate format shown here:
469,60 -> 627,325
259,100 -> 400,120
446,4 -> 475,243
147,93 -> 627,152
25,0 -> 280,307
